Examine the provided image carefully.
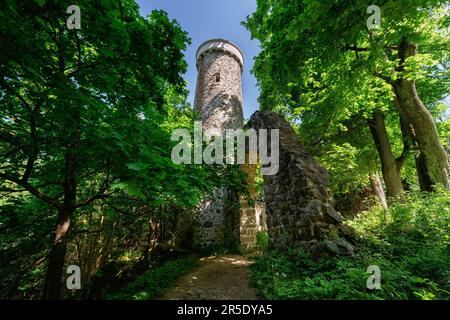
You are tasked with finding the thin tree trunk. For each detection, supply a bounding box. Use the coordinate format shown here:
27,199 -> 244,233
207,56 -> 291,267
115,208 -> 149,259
368,109 -> 404,197
396,116 -> 411,175
143,206 -> 156,267
42,35 -> 82,299
43,144 -> 78,299
370,172 -> 388,209
43,208 -> 72,300
392,38 -> 450,190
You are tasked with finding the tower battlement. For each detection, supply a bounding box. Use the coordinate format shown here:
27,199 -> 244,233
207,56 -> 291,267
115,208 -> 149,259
196,39 -> 244,72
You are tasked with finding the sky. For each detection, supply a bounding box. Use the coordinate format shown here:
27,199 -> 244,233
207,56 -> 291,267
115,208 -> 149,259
136,0 -> 261,119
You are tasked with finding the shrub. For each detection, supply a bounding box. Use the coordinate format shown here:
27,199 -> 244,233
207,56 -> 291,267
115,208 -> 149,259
251,191 -> 450,300
106,257 -> 198,300
256,231 -> 269,251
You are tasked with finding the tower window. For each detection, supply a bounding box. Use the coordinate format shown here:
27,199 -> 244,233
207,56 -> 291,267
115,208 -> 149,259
215,73 -> 220,82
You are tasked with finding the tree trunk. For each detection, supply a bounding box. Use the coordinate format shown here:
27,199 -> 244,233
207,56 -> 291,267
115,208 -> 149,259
392,38 -> 450,190
370,172 -> 388,209
398,115 -> 434,191
369,109 -> 404,197
415,152 -> 434,192
43,150 -> 77,299
143,207 -> 157,267
43,208 -> 72,300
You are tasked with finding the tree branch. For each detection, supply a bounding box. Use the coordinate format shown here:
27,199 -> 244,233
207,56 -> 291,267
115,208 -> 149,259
0,188 -> 26,193
72,228 -> 104,235
76,193 -> 110,208
342,45 -> 369,52
0,130 -> 16,143
374,71 -> 395,85
22,103 -> 41,183
65,53 -> 128,78
0,172 -> 61,209
0,77 -> 32,111
76,176 -> 114,208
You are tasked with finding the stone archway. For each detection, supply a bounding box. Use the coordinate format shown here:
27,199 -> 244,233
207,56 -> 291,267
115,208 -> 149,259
243,111 -> 355,258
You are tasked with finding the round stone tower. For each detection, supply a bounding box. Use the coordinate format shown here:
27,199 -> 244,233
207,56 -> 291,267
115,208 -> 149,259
193,39 -> 245,250
194,39 -> 244,135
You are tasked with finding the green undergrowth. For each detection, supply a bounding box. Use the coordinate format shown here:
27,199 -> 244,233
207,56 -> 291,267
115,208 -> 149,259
251,191 -> 450,300
105,257 -> 199,300
256,231 -> 269,251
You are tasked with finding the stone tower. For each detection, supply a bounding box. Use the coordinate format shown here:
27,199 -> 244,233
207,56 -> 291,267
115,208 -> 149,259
194,39 -> 244,133
193,39 -> 245,250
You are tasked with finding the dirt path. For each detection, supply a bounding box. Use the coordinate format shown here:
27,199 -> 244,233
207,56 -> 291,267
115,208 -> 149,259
161,255 -> 258,300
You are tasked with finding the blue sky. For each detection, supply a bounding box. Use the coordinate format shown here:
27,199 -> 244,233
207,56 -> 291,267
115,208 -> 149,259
136,0 -> 260,119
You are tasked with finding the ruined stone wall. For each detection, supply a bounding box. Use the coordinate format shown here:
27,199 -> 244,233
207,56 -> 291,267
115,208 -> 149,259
195,189 -> 226,248
246,111 -> 355,258
239,158 -> 259,252
255,201 -> 267,232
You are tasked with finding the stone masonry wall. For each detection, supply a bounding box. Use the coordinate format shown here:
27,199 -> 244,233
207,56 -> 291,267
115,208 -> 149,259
246,111 -> 355,258
194,49 -> 244,135
239,157 -> 259,252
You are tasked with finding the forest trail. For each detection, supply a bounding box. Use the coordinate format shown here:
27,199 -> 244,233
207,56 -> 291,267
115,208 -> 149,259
161,255 -> 258,300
